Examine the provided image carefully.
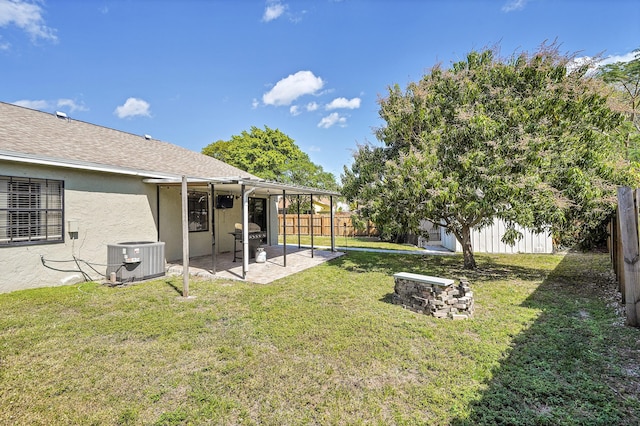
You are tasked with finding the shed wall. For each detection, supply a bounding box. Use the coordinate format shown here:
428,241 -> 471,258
440,218 -> 553,254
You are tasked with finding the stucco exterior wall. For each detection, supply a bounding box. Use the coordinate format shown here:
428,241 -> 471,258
158,186 -> 272,262
211,193 -> 272,256
213,193 -> 243,255
158,185 -> 216,262
0,162 -> 158,293
268,196 -> 279,246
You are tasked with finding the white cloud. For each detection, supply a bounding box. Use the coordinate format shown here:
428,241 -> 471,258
57,98 -> 87,113
598,51 -> 639,67
325,97 -> 361,110
12,98 -> 88,113
114,97 -> 151,119
567,55 -> 596,73
251,98 -> 260,109
308,145 -> 321,152
502,0 -> 528,12
262,70 -> 324,106
318,112 -> 347,129
13,99 -> 49,110
570,50 -> 638,76
290,102 -> 321,116
262,1 -> 286,22
0,0 -> 57,44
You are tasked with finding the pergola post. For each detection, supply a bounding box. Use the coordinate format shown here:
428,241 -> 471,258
181,175 -> 189,298
282,189 -> 287,267
310,194 -> 314,258
210,182 -> 216,275
297,194 -> 301,248
330,195 -> 335,252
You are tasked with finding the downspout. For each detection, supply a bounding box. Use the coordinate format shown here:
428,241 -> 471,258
242,185 -> 256,279
268,193 -> 273,247
156,185 -> 161,242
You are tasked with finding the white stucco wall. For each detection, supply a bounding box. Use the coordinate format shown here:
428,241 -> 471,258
1,162 -> 158,293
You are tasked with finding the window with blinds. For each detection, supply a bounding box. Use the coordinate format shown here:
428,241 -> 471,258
0,176 -> 64,245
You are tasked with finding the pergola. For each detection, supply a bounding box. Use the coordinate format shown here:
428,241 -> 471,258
144,175 -> 341,296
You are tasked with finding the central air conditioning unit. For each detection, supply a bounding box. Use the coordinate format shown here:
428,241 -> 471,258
106,241 -> 165,282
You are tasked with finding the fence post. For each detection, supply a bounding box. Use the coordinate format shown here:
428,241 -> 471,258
616,186 -> 640,326
615,210 -> 626,303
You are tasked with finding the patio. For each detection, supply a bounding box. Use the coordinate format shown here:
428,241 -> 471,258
166,245 -> 345,284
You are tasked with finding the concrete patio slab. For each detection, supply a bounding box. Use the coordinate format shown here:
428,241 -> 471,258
167,244 -> 345,284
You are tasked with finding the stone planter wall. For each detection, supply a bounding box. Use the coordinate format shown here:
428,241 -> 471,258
392,272 -> 474,320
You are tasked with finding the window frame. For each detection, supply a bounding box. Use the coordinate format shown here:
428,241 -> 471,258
187,191 -> 209,232
0,175 -> 65,246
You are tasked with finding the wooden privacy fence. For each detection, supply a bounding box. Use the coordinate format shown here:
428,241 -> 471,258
611,186 -> 640,327
278,213 -> 378,237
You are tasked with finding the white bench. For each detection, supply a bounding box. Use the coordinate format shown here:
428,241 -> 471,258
393,272 -> 454,287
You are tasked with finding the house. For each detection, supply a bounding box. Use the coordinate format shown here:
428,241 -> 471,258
311,197 -> 349,214
0,102 -> 340,293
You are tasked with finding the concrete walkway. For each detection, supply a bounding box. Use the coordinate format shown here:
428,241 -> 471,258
287,244 -> 455,256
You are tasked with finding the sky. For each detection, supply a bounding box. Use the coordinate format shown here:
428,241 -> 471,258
1,0 -> 639,179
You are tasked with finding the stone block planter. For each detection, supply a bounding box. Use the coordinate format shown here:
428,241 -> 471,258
392,272 -> 474,320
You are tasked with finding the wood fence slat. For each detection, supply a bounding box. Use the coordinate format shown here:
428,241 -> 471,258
616,187 -> 640,326
277,213 -> 378,237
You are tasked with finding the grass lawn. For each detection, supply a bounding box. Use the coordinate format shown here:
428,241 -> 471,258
278,235 -> 424,251
1,252 -> 639,425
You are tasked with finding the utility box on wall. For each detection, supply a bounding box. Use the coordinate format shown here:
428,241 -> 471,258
67,220 -> 79,233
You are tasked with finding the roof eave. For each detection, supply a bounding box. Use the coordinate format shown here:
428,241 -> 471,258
0,149 -> 178,180
143,176 -> 341,196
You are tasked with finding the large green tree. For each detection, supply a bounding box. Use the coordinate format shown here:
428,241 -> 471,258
203,125 -> 337,191
597,48 -> 640,160
342,44 -> 636,269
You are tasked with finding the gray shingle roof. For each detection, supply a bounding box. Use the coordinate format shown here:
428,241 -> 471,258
0,101 -> 258,180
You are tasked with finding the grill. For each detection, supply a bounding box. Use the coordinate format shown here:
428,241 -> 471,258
230,223 -> 266,262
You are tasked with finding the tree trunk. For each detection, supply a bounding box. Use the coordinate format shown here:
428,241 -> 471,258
461,225 -> 477,269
